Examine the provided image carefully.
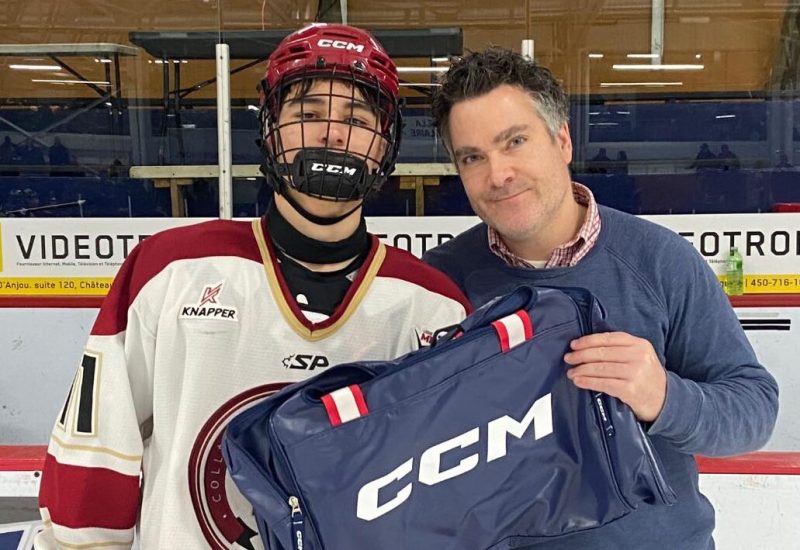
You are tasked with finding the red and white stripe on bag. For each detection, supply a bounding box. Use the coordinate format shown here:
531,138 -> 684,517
321,384 -> 369,427
491,310 -> 534,352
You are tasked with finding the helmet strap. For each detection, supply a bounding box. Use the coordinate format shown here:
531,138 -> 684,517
280,186 -> 361,226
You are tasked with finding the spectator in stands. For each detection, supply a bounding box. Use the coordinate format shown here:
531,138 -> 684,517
776,150 -> 793,169
108,158 -> 125,178
0,136 -> 20,176
612,150 -> 629,175
20,139 -> 46,172
48,137 -> 72,176
588,147 -> 611,173
424,47 -> 778,550
690,142 -> 717,171
1,136 -> 16,162
717,143 -> 740,170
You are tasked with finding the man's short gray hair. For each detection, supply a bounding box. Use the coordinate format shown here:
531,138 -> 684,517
432,48 -> 569,151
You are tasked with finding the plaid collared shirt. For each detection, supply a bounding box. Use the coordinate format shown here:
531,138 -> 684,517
488,182 -> 601,268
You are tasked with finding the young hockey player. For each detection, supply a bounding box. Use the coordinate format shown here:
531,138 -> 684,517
35,23 -> 469,550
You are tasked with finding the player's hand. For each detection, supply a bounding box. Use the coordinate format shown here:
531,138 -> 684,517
563,332 -> 667,423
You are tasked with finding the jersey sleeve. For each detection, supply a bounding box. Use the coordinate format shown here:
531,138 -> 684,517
35,245 -> 157,550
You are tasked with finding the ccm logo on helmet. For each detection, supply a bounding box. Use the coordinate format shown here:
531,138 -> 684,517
311,162 -> 358,176
317,39 -> 365,53
356,393 -> 553,521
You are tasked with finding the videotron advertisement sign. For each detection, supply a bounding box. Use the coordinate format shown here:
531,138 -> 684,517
0,214 -> 799,297
0,218 -> 202,297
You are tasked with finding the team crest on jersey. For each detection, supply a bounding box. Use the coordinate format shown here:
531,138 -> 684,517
181,281 -> 239,321
189,383 -> 288,550
415,328 -> 435,347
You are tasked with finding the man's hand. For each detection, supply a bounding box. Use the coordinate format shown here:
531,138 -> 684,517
563,332 -> 667,423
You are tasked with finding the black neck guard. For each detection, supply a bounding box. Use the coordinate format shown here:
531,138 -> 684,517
266,198 -> 370,264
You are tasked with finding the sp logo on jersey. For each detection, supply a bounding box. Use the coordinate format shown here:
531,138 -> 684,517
282,354 -> 330,371
181,282 -> 239,321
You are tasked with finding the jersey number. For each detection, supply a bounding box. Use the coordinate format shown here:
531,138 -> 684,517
58,352 -> 101,435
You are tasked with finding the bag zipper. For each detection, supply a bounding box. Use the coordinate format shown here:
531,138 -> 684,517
289,496 -> 306,550
270,416 -> 321,548
571,294 -> 617,439
570,294 -> 633,510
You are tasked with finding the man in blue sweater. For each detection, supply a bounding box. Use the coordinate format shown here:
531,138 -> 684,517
423,48 -> 779,549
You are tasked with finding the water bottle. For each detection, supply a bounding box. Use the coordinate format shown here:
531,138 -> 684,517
726,247 -> 744,296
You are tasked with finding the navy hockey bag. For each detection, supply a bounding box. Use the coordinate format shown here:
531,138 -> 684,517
223,285 -> 676,550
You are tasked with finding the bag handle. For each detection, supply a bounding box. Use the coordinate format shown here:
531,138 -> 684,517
434,285 -> 538,346
301,365 -> 375,402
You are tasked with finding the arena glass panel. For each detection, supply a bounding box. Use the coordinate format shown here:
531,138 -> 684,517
0,1 -> 796,218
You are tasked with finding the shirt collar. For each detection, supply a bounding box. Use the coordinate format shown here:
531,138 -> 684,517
487,182 -> 601,268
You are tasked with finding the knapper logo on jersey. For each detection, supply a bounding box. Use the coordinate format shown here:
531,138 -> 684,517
180,282 -> 239,321
189,384 -> 289,550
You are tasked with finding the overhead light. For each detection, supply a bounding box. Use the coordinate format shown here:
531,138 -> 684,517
32,79 -> 111,85
695,54 -> 702,59
396,67 -> 448,73
589,111 -> 601,115
246,105 -> 259,111
94,58 -> 112,63
431,57 -> 450,63
588,53 -> 604,59
589,122 -> 619,126
613,64 -> 704,71
600,81 -> 683,87
246,177 -> 257,181
616,111 -> 631,115
10,64 -> 61,71
626,53 -> 659,59
715,114 -> 736,119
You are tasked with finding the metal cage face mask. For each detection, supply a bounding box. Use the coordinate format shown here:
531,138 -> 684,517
260,67 -> 402,203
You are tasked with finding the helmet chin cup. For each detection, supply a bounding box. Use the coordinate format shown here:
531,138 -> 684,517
285,149 -> 379,201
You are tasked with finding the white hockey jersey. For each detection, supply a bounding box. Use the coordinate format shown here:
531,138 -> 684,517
35,218 -> 470,550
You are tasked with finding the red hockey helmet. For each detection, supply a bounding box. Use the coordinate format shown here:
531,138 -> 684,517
265,23 -> 399,103
258,24 -> 403,207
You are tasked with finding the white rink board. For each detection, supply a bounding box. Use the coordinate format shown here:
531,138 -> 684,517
0,309 -> 97,444
700,474 -> 800,550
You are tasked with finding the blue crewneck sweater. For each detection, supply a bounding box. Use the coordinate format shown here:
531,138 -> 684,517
423,205 -> 779,550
